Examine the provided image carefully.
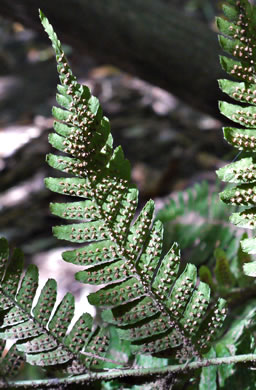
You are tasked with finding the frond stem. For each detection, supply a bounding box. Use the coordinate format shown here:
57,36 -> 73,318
2,353 -> 256,388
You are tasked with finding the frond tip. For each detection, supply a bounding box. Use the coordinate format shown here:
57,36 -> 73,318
41,10 -> 227,360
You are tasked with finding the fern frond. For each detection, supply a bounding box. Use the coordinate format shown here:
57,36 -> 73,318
156,181 -> 238,265
0,237 -> 114,377
216,0 -> 256,275
41,11 -> 227,359
156,181 -> 210,223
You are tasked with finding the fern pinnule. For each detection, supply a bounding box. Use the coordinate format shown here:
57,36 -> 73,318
41,10 -> 227,360
0,237 -> 114,377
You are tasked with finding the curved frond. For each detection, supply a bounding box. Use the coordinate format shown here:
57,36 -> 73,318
41,11 -> 227,360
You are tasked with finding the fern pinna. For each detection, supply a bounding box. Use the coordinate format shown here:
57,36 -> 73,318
41,11 -> 227,362
217,0 -> 256,276
0,237 -> 112,377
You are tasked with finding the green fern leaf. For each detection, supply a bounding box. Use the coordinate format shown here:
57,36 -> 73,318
241,237 -> 256,254
166,263 -> 197,319
102,297 -> 159,326
64,240 -> 119,267
217,0 -> 256,263
156,181 -> 209,222
0,237 -> 116,377
217,157 -> 256,184
41,11 -> 227,360
88,278 -> 146,307
151,242 -> 180,299
118,313 -> 171,342
156,181 -> 237,266
18,333 -> 57,354
139,331 -> 182,355
0,344 -> 24,378
180,281 -> 210,336
196,298 -> 227,351
243,261 -> 256,276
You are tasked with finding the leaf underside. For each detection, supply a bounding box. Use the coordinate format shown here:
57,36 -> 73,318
217,0 -> 256,268
41,9 -> 227,362
0,237 -> 112,377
